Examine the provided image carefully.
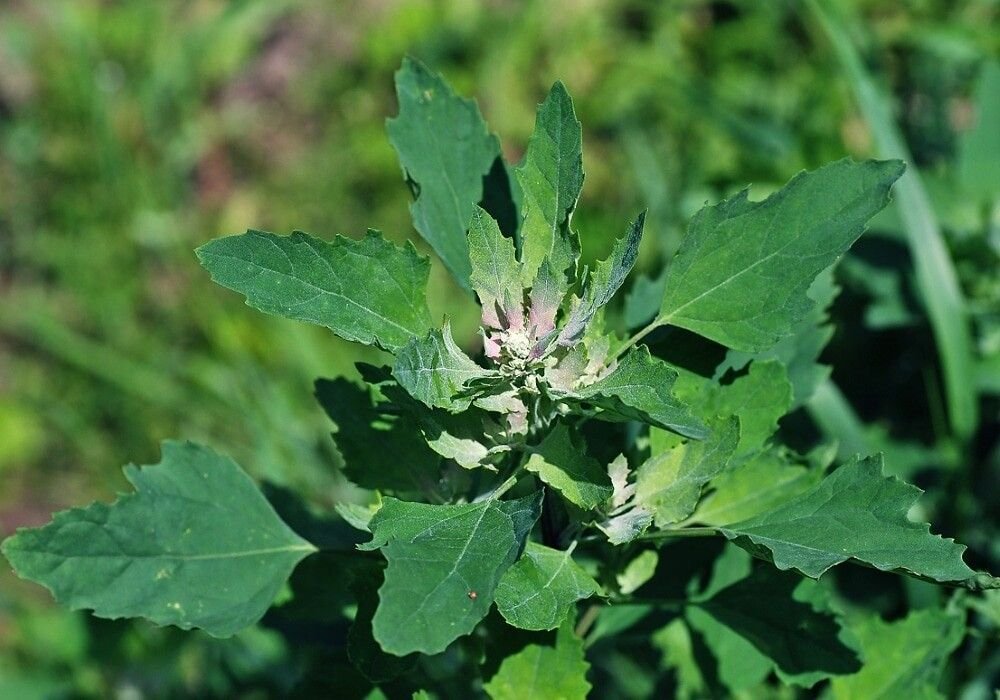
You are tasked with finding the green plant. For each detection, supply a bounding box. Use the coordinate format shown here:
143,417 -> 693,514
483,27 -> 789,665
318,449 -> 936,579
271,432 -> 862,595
3,57 -> 996,698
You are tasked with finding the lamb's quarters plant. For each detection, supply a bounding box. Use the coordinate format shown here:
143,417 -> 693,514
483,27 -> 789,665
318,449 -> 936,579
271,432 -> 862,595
3,57 -> 996,697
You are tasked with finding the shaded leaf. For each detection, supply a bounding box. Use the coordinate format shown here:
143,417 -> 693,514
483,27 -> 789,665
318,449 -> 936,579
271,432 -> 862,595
484,619 -> 591,700
658,158 -> 904,352
315,377 -> 441,494
1,442 -> 316,637
197,229 -> 432,353
831,608 -> 965,699
387,57 -> 500,288
495,542 -> 603,631
695,564 -> 860,684
525,425 -> 613,510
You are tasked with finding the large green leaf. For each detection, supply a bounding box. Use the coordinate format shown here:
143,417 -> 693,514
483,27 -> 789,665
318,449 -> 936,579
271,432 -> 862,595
484,619 -> 591,700
359,493 -> 541,655
558,212 -> 645,345
1,442 -> 315,637
393,321 -> 495,411
831,608 -> 965,699
517,81 -> 584,286
718,455 -> 982,585
658,159 -> 904,352
636,418 -> 739,526
197,229 -> 432,353
525,425 -> 613,510
387,57 -> 500,288
571,347 -> 707,439
495,542 -> 603,631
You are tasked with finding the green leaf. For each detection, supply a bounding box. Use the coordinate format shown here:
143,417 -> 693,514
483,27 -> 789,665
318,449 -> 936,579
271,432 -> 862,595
831,608 -> 965,700
359,493 -> 541,655
695,564 -> 860,684
617,550 -> 658,594
558,212 -> 645,345
718,454 -> 979,585
653,619 -> 709,700
393,321 -> 494,411
1,441 -> 315,638
525,425 -> 613,510
676,360 -> 792,461
315,378 -> 441,494
495,542 -> 602,631
347,562 -> 417,682
387,57 -> 500,289
571,347 -> 707,439
716,269 -> 837,408
636,417 -> 739,526
468,206 -> 524,328
484,619 -> 591,700
657,158 -> 904,352
197,229 -> 432,353
517,81 -> 584,286
688,449 -> 822,526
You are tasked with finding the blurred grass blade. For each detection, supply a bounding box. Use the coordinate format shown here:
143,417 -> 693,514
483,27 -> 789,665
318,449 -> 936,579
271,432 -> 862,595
808,0 -> 978,441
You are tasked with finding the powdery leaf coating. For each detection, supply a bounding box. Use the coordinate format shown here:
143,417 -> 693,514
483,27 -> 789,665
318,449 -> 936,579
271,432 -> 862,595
831,608 -> 965,699
495,542 -> 603,631
197,229 -> 432,353
719,454 -> 978,584
636,417 -> 740,526
558,212 -> 644,345
1,441 -> 315,638
359,493 -> 541,655
468,206 -> 523,329
393,321 -> 494,411
484,619 -> 591,700
659,158 -> 905,352
517,81 -> 584,287
387,57 -> 500,289
525,424 -> 613,510
572,347 -> 708,439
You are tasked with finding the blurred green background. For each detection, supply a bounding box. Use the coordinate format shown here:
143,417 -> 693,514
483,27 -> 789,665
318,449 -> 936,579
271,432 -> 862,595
1,0 -> 997,696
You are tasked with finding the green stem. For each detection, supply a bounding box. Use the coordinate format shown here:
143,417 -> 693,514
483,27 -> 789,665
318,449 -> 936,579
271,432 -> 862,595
638,526 -> 719,541
613,315 -> 665,361
575,603 -> 603,638
806,0 -> 978,441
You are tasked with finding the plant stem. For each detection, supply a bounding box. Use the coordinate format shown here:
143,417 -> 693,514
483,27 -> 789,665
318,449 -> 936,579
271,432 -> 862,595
638,526 -> 719,541
612,316 -> 665,361
575,603 -> 602,638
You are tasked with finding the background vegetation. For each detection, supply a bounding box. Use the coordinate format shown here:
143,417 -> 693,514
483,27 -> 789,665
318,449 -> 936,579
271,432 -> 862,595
0,0 -> 997,696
